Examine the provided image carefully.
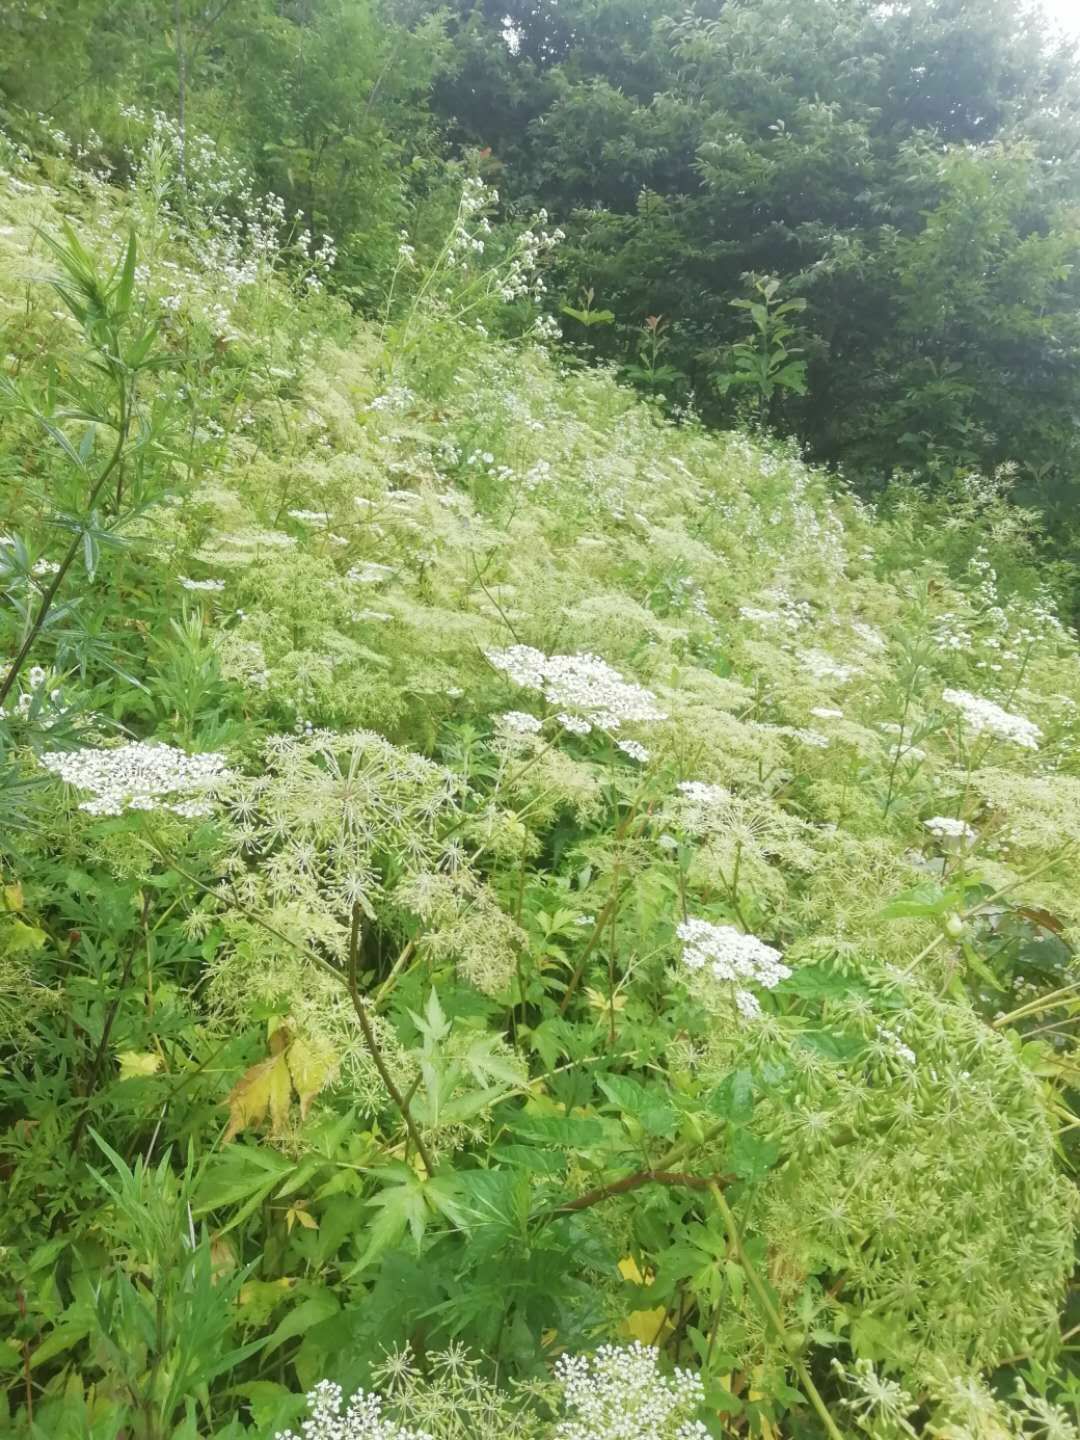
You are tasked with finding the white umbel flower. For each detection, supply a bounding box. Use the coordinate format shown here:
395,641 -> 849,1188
554,1342 -> 709,1440
486,645 -> 666,731
40,741 -> 232,818
616,738 -> 650,762
348,561 -> 397,585
498,710 -> 543,735
924,816 -> 975,843
179,576 -> 226,592
275,1380 -> 432,1440
941,688 -> 1040,749
677,918 -> 791,991
557,712 -> 593,736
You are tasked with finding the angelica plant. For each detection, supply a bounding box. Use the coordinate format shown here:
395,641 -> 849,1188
3,137 -> 1080,1440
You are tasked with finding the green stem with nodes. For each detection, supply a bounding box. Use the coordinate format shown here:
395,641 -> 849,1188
708,1182 -> 844,1440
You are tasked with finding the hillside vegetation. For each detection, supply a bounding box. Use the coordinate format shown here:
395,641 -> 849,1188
0,101 -> 1079,1439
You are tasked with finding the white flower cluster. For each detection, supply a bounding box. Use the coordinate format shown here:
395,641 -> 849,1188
275,1380 -> 431,1440
558,712 -> 593,736
877,1023 -> 917,1067
499,208 -> 564,302
498,710 -> 543,735
677,917 -> 791,1020
40,741 -> 231,818
348,562 -> 396,585
485,645 -> 665,732
805,649 -> 857,684
554,1343 -> 709,1440
673,780 -> 730,833
941,688 -> 1041,750
532,312 -> 562,343
179,576 -> 225,592
617,738 -> 650,763
367,386 -> 415,414
0,665 -> 65,723
924,816 -> 975,843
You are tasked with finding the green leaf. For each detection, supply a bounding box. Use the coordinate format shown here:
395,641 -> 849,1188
114,230 -> 137,317
263,1291 -> 340,1356
878,884 -> 951,919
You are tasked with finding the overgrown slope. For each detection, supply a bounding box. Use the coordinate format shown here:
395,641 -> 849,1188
0,125 -> 1078,1438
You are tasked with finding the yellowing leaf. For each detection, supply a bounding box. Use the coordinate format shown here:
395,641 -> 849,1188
210,1234 -> 238,1279
3,881 -> 24,912
117,1050 -> 163,1080
286,1035 -> 336,1119
618,1255 -> 650,1285
3,919 -> 47,954
619,1306 -> 672,1345
238,1277 -> 297,1325
617,1255 -> 673,1343
286,1203 -> 319,1233
224,1025 -> 337,1141
224,1052 -> 291,1142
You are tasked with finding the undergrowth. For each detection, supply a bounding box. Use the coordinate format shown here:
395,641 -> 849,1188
0,114 -> 1078,1439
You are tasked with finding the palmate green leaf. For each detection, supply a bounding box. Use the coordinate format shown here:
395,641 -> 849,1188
450,1168 -> 530,1241
597,1074 -> 676,1137
263,1289 -> 339,1356
193,1144 -> 294,1231
350,1163 -> 446,1273
507,1112 -> 612,1150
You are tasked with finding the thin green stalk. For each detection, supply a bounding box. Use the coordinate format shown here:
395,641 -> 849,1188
709,1182 -> 844,1440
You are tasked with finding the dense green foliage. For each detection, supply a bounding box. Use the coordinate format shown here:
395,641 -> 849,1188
430,1 -> 1080,539
8,0 -> 1080,587
1,5 -> 1080,1439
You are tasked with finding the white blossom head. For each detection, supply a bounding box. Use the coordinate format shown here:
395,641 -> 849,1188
40,741 -> 232,818
616,738 -> 650,763
554,1342 -> 708,1440
676,917 -> 791,1021
941,688 -> 1040,750
924,815 -> 975,844
486,645 -> 666,732
275,1380 -> 432,1440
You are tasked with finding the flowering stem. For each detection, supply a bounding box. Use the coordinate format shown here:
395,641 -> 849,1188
708,1182 -> 844,1440
141,840 -> 436,1174
346,902 -> 436,1178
